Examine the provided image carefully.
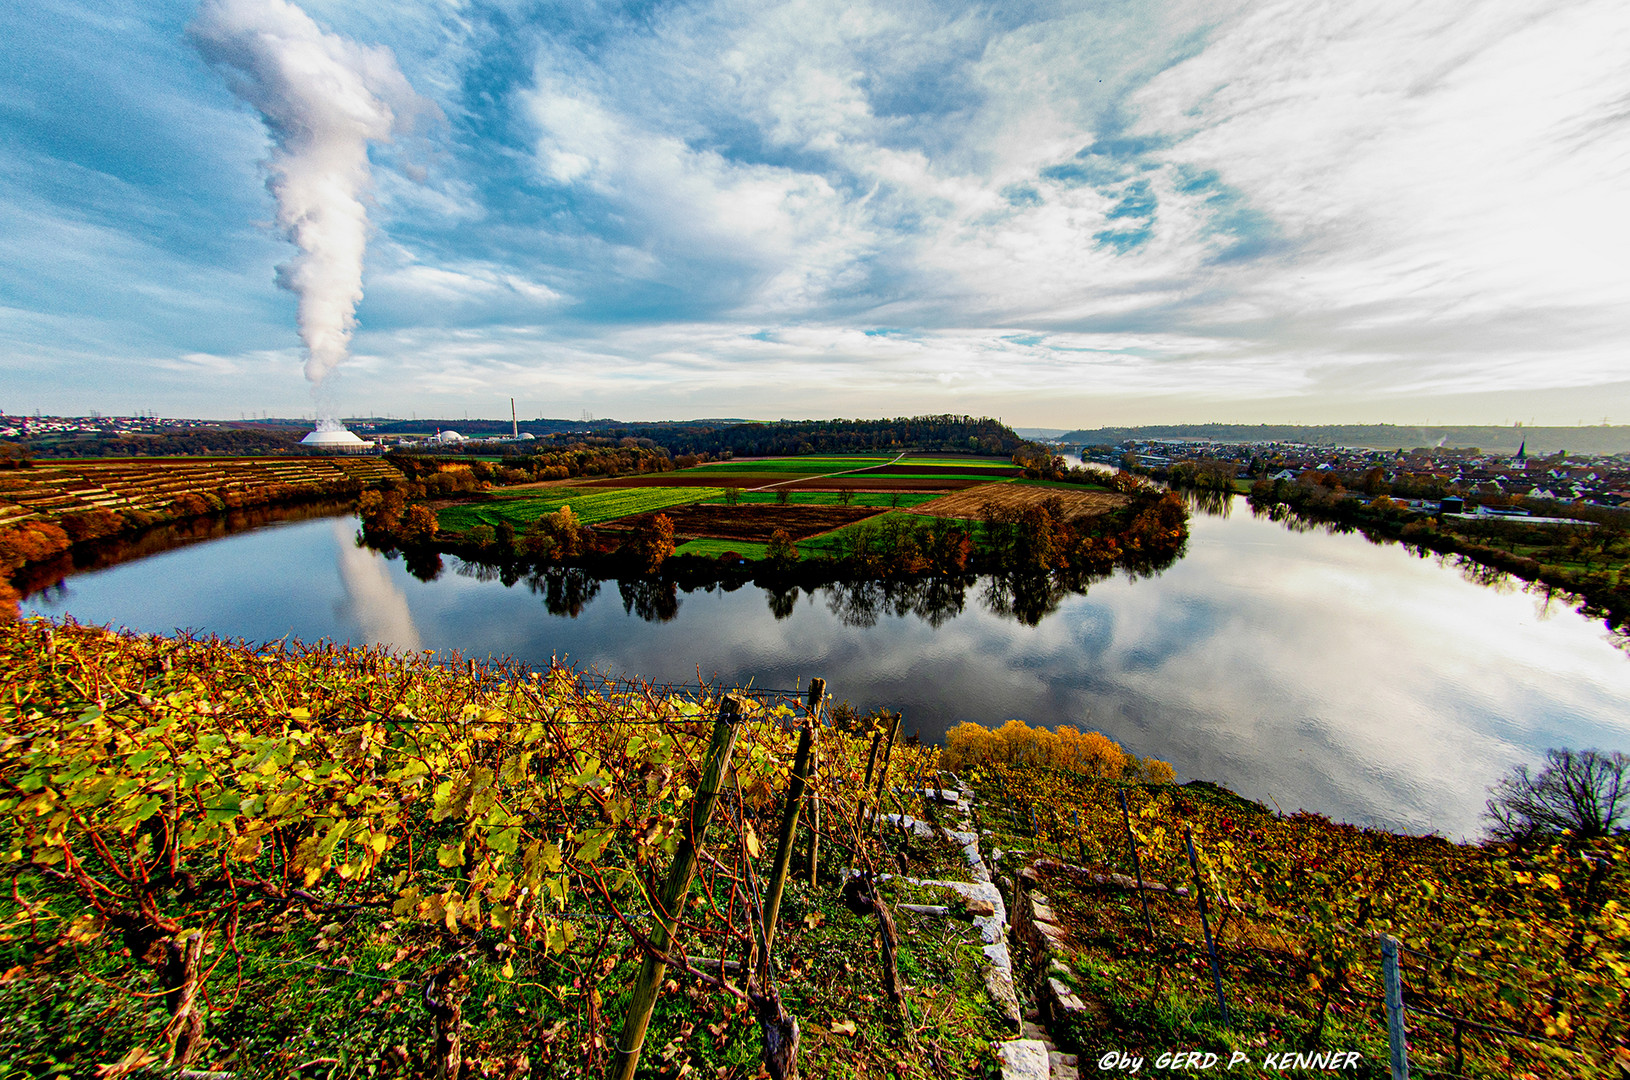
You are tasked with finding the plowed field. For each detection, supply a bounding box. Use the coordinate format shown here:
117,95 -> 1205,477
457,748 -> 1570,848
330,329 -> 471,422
903,482 -> 1128,521
857,463 -> 1022,477
784,476 -> 985,490
595,503 -> 884,542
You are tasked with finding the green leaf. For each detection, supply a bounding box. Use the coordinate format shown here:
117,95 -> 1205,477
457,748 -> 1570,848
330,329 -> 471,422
437,839 -> 465,868
574,827 -> 613,865
489,824 -> 521,856
204,791 -> 242,823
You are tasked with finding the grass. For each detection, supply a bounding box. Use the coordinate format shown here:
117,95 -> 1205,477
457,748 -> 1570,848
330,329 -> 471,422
682,456 -> 895,475
894,456 -> 1018,469
437,486 -> 725,532
795,511 -> 924,557
672,538 -> 773,559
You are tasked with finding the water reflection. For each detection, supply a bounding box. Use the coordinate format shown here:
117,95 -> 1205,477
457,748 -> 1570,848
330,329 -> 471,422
619,578 -> 681,623
19,504 -> 1630,840
1180,487 -> 1235,518
333,521 -> 422,652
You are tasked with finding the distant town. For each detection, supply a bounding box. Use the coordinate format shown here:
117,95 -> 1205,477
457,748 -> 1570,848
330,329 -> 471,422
1057,435 -> 1630,510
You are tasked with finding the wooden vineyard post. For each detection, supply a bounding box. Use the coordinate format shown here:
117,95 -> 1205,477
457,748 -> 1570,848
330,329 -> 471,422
1381,935 -> 1410,1080
806,680 -> 826,887
1183,828 -> 1231,1029
868,713 -> 902,829
762,679 -> 823,953
613,695 -> 747,1080
867,713 -> 906,830
804,759 -> 822,887
1118,788 -> 1155,941
863,730 -> 882,789
1072,808 -> 1086,865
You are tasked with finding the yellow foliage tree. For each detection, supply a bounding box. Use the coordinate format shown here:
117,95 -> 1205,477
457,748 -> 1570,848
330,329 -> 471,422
940,717 -> 1170,783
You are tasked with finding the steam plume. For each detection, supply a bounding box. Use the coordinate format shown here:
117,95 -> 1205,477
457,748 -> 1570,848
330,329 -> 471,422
191,0 -> 432,386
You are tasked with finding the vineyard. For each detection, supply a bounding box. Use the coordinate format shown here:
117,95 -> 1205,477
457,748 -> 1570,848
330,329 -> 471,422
969,760 -> 1629,1078
0,457 -> 402,531
0,619 -> 1007,1079
0,457 -> 407,617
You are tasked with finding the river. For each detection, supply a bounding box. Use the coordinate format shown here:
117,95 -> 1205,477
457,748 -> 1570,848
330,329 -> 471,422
21,495 -> 1630,840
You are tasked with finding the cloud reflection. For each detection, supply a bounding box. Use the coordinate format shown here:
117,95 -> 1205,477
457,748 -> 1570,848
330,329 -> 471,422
332,520 -> 422,652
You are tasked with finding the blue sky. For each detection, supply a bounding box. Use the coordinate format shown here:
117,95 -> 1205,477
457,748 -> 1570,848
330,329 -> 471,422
2,0 -> 1627,425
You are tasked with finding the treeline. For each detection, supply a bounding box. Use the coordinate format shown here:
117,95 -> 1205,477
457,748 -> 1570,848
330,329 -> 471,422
387,443 -> 673,483
941,717 -> 1176,783
591,415 -> 1023,458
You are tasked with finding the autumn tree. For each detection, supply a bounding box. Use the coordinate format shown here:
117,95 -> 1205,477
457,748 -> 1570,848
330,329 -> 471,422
626,512 -> 676,574
401,505 -> 440,544
524,505 -> 585,560
766,528 -> 798,568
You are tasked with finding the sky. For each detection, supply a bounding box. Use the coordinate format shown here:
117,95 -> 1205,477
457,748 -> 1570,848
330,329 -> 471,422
2,0 -> 1628,427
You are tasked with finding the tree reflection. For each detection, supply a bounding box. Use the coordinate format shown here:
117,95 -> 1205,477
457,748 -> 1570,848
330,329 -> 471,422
619,578 -> 681,622
910,575 -> 970,627
1454,555 -> 1515,593
403,548 -> 443,581
453,558 -> 504,583
824,580 -> 885,628
526,566 -> 601,617
765,584 -> 800,621
1181,487 -> 1234,518
982,572 -> 1067,626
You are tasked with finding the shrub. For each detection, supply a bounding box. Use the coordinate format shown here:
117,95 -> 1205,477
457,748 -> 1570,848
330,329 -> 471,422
0,521 -> 71,573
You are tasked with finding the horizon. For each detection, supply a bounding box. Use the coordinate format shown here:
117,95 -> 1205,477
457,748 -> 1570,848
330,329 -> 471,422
3,0 -> 1627,426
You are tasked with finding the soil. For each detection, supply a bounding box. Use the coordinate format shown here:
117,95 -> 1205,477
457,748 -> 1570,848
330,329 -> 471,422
594,503 -> 885,542
858,464 -> 1024,477
902,483 -> 1129,521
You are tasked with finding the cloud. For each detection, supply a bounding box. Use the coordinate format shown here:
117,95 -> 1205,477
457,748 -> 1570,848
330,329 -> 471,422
3,0 -> 1628,422
191,0 -> 439,387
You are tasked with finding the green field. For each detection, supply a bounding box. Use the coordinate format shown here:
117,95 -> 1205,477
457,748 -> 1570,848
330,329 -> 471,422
672,537 -> 774,559
681,455 -> 895,474
794,509 -> 918,556
894,455 -> 1018,468
437,486 -> 724,532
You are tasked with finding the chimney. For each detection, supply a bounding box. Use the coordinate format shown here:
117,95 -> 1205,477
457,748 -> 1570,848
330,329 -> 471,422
511,397 -> 518,439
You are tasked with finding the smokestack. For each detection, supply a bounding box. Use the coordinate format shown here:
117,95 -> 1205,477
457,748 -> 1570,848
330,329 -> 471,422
511,397 -> 518,440
191,0 -> 435,391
